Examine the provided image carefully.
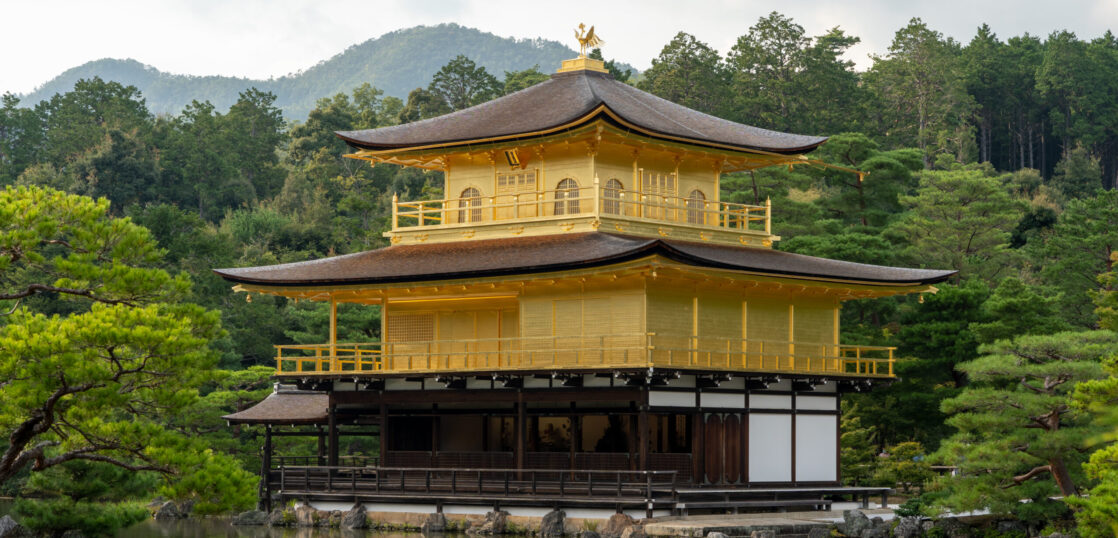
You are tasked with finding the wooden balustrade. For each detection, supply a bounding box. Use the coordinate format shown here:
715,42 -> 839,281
274,333 -> 895,378
390,185 -> 771,235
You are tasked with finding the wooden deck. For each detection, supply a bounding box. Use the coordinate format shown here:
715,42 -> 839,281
265,465 -> 890,517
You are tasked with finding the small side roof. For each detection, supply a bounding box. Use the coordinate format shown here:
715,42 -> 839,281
223,390 -> 328,425
336,69 -> 827,155
213,232 -> 956,288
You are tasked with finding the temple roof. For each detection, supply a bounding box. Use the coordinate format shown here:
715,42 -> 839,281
214,233 -> 956,287
223,389 -> 328,425
336,69 -> 827,155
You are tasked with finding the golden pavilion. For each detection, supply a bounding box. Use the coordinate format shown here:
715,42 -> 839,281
219,42 -> 954,518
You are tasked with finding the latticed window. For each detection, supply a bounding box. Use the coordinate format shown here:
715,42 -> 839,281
496,170 -> 537,194
458,187 -> 482,223
386,313 -> 435,342
554,178 -> 579,216
687,189 -> 706,225
603,179 -> 623,215
641,170 -> 677,219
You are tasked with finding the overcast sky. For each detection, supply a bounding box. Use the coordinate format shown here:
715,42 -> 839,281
3,0 -> 1117,96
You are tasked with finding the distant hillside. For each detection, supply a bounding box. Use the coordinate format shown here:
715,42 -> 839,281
20,24 -> 636,120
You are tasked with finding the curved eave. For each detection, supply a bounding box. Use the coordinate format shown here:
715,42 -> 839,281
337,105 -> 827,158
213,234 -> 956,290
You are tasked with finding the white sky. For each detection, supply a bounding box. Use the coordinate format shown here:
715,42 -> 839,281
3,0 -> 1117,96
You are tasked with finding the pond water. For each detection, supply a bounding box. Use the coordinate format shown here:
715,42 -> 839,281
0,500 -> 437,538
116,518 -> 429,538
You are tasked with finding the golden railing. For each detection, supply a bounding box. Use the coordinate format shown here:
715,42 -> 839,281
274,334 -> 894,378
391,182 -> 771,235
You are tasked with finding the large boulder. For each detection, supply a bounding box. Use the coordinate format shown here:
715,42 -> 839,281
600,513 -> 635,538
177,499 -> 195,517
861,529 -> 887,538
707,533 -> 729,538
327,510 -> 343,528
267,508 -> 293,527
930,517 -> 972,538
842,510 -> 873,537
341,505 -> 367,529
750,532 -> 775,538
468,510 -> 509,535
540,509 -> 566,538
153,501 -> 181,520
893,517 -> 923,538
0,516 -> 29,538
996,520 -> 1027,536
619,526 -> 646,538
807,527 -> 832,538
295,505 -> 324,527
422,512 -> 448,533
231,510 -> 269,526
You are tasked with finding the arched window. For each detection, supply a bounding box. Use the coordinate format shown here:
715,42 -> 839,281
686,189 -> 706,225
554,178 -> 580,216
458,187 -> 482,223
603,179 -> 623,215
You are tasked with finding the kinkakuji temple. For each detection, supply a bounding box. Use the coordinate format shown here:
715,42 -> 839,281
219,34 -> 955,520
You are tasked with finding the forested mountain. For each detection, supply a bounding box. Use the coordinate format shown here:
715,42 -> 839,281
19,24 -> 634,119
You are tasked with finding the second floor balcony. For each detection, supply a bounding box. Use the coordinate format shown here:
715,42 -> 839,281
388,179 -> 775,247
273,333 -> 895,379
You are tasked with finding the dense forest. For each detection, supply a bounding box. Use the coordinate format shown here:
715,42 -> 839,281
2,12 -> 1118,536
17,23 -> 636,119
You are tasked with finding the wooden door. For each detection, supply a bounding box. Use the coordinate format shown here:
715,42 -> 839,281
723,414 -> 742,484
704,414 -> 723,484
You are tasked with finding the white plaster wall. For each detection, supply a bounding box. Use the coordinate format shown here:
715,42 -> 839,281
700,392 -> 746,408
749,394 -> 792,409
748,414 -> 792,482
648,391 -> 696,407
795,415 -> 838,482
796,395 -> 837,411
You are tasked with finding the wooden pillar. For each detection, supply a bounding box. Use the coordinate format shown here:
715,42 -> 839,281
261,425 -> 273,512
327,404 -> 339,467
431,405 -> 440,465
378,399 -> 388,466
569,404 -> 578,472
329,297 -> 338,372
638,407 -> 650,472
316,425 -> 325,466
516,393 -> 526,478
691,408 -> 703,485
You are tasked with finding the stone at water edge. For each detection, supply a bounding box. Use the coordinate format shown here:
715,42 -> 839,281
749,531 -> 775,538
0,515 -> 30,538
294,505 -> 321,527
341,504 -> 367,529
706,532 -> 729,538
893,516 -> 923,538
807,527 -> 832,538
619,525 -> 646,538
153,501 -> 181,520
231,510 -> 269,526
600,513 -> 636,538
842,510 -> 873,537
860,528 -> 888,538
540,509 -> 566,538
581,532 -> 601,538
422,512 -> 448,533
468,510 -> 509,535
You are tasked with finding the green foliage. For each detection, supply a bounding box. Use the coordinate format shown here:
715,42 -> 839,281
503,66 -> 549,95
0,186 -> 255,520
840,403 -> 877,485
638,32 -> 729,116
934,331 -> 1118,520
589,48 -> 632,82
873,441 -> 933,494
970,277 -> 1071,344
12,498 -> 148,537
428,55 -> 501,111
1052,145 -> 1103,199
889,166 -> 1027,282
1030,190 -> 1118,327
1071,348 -> 1118,536
1095,253 -> 1118,331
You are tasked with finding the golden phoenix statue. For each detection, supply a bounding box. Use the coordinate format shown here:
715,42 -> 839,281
575,23 -> 603,58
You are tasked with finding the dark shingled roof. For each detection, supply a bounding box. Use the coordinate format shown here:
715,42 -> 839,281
336,69 -> 827,155
214,233 -> 956,287
224,390 -> 328,425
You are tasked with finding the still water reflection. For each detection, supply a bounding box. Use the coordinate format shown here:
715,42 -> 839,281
116,518 -> 441,538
